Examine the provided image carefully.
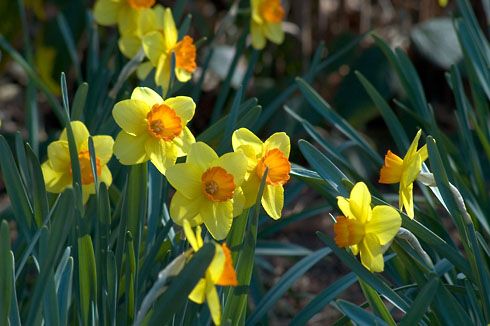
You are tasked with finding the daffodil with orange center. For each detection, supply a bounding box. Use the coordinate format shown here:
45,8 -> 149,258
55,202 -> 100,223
140,8 -> 197,94
41,121 -> 114,203
250,0 -> 285,50
166,142 -> 247,240
112,87 -> 196,175
334,182 -> 401,272
232,128 -> 290,220
183,220 -> 237,325
379,129 -> 428,218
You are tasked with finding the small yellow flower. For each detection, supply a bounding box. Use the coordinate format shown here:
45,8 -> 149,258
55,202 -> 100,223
379,130 -> 428,218
232,128 -> 290,220
141,8 -> 197,94
334,182 -> 401,272
166,142 -> 247,240
112,87 -> 196,175
183,220 -> 237,325
41,121 -> 114,203
250,0 -> 285,50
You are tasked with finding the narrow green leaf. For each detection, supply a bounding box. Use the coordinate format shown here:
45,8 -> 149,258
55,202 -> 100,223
226,208 -> 249,265
0,220 -> 13,325
8,254 -> 20,326
432,281 -> 474,326
56,257 -> 73,326
43,272 -> 61,326
26,144 -> 49,227
57,14 -> 83,84
464,279 -> 484,325
336,299 -> 389,326
107,251 -> 117,326
359,279 -> 396,326
399,276 -> 438,326
78,234 -> 97,326
71,82 -> 89,121
124,231 -> 136,323
217,85 -> 243,155
177,14 -> 192,40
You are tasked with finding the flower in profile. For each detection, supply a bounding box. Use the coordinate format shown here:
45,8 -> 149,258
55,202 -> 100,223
250,0 -> 285,50
183,220 -> 237,325
141,8 -> 197,94
112,87 -> 195,175
166,142 -> 247,240
232,128 -> 290,220
379,129 -> 428,218
41,121 -> 114,203
334,182 -> 401,272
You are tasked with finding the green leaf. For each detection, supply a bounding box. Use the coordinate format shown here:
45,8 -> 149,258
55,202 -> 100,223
57,14 -> 82,84
71,82 -> 89,121
26,144 -> 49,228
246,248 -> 331,325
432,281 -> 474,326
78,234 -> 97,326
43,271 -> 61,326
148,243 -> 215,324
216,85 -> 243,155
399,276 -> 439,326
55,250 -> 73,326
336,299 -> 389,326
291,272 -> 357,325
359,279 -> 396,325
0,220 -> 13,326
226,208 -> 249,265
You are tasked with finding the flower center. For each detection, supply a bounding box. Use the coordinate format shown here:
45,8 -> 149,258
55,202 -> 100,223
70,150 -> 102,185
201,166 -> 236,202
333,216 -> 365,248
259,0 -> 285,23
146,103 -> 182,141
216,243 -> 238,286
127,0 -> 155,9
255,148 -> 290,186
171,36 -> 197,73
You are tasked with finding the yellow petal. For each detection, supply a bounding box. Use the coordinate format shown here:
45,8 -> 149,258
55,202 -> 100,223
232,187 -> 246,217
152,4 -> 165,30
155,54 -> 171,95
82,184 -> 93,204
166,162 -> 202,199
264,22 -> 284,45
162,96 -> 196,124
241,175 -> 261,208
232,128 -> 263,154
404,129 -> 422,162
207,244 -> 225,284
113,131 -> 149,165
138,7 -> 158,36
41,161 -> 71,193
261,185 -> 284,220
90,135 -> 114,165
145,137 -> 178,175
163,8 -> 177,49
183,219 -> 200,251
172,127 -> 195,157
351,244 -> 359,255
99,165 -> 112,186
365,206 -> 401,245
250,0 -> 263,23
117,5 -> 140,37
402,153 -> 422,186
206,280 -> 222,325
93,0 -> 120,26
235,144 -> 259,174
131,87 -> 163,106
175,68 -> 192,82
118,35 -> 141,59
112,99 -> 150,135
417,144 -> 428,162
188,278 -> 206,304
142,31 -> 166,67
47,140 -> 71,171
264,132 -> 290,158
169,191 -> 204,226
337,196 -> 353,219
60,121 -> 90,150
349,182 -> 371,224
187,142 -> 218,171
251,20 -> 266,50
214,151 -> 247,187
400,182 -> 414,218
200,200 -> 234,240
136,61 -> 154,80
359,234 -> 384,272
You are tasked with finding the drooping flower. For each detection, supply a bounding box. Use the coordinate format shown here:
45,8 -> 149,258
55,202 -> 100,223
232,128 -> 290,220
250,0 -> 285,50
41,121 -> 114,203
112,87 -> 196,175
379,129 -> 428,218
334,182 -> 401,272
141,8 -> 197,94
183,220 -> 237,325
166,142 -> 247,240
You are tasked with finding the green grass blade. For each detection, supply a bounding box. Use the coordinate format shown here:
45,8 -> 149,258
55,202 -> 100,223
71,82 -> 89,121
57,14 -> 83,84
226,208 -> 249,265
246,248 -> 331,325
8,254 -> 20,326
78,234 -> 97,326
26,144 -> 49,228
398,276 -> 439,326
336,299 -> 389,326
43,271 -> 61,326
217,85 -> 243,155
57,257 -> 73,326
358,279 -> 396,325
464,279 -> 484,325
0,220 -> 13,325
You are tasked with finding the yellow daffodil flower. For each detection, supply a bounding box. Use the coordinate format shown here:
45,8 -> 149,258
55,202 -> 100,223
93,0 -> 155,36
334,182 -> 401,272
112,87 -> 196,175
250,0 -> 285,50
379,130 -> 428,218
183,220 -> 237,325
141,8 -> 197,94
41,121 -> 114,203
232,128 -> 290,220
166,142 -> 247,240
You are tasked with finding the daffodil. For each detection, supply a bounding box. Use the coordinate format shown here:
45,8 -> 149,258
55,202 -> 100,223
93,0 -> 155,36
141,8 -> 197,94
41,121 -> 114,203
250,0 -> 285,50
334,182 -> 401,272
232,128 -> 290,220
183,220 -> 237,325
166,142 -> 247,240
112,87 -> 195,175
379,130 -> 428,218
